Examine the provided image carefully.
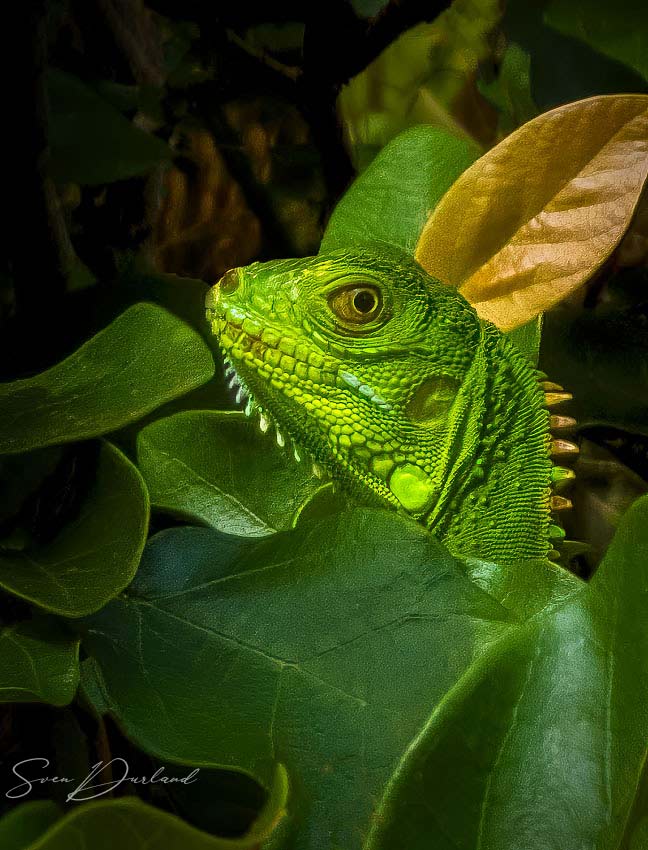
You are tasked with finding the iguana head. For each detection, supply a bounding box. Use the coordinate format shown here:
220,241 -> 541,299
207,245 -> 486,506
206,244 -> 555,560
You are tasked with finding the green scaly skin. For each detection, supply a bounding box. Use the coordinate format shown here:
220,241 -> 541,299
205,244 -> 556,563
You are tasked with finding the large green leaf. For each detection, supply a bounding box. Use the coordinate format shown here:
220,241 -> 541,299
105,263 -> 214,348
320,125 -> 480,254
545,0 -> 648,84
0,784 -> 286,850
79,509 -> 545,850
47,70 -> 171,185
0,303 -> 215,455
366,495 -> 648,850
0,619 -> 79,705
136,411 -> 322,536
0,442 -> 148,617
464,553 -> 582,621
0,801 -> 61,850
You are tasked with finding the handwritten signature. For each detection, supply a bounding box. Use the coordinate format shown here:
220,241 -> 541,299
6,758 -> 200,802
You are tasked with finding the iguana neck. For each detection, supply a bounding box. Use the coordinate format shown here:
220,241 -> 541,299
426,324 -> 552,561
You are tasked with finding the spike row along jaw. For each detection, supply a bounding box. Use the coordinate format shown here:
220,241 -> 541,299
542,376 -> 579,555
221,352 -> 329,482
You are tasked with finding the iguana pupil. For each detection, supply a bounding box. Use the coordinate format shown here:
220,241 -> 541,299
329,284 -> 382,325
205,244 -> 563,563
353,289 -> 378,313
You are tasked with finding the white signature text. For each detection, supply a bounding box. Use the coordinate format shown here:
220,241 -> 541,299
6,758 -> 199,802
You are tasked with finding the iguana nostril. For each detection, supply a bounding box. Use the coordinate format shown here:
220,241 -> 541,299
220,268 -> 240,294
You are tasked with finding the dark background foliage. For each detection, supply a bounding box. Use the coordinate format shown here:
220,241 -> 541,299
1,0 -> 648,846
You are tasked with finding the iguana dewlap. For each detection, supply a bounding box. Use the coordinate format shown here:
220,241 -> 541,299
205,245 -> 575,563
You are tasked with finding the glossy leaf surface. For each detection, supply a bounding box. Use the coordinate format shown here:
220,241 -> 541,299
0,788 -> 286,850
79,508 -> 571,849
0,304 -> 215,455
0,620 -> 79,706
137,411 -> 322,535
0,443 -> 148,616
321,125 -> 479,254
367,496 -> 648,850
80,511 -> 519,849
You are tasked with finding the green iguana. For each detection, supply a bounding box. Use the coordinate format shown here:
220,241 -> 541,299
205,244 -> 577,563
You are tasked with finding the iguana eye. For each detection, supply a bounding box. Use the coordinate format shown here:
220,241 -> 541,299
328,285 -> 383,325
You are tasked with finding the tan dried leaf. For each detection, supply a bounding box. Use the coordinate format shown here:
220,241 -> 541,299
416,95 -> 648,329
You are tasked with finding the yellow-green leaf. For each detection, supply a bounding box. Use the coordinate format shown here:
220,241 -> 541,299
0,801 -> 61,850
338,0 -> 500,156
416,94 -> 648,330
0,777 -> 287,850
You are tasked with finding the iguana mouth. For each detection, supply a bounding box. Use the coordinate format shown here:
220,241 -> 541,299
206,296 -> 410,494
213,309 -> 340,391
206,300 -> 348,478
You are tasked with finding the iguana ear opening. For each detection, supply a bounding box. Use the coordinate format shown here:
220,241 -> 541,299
405,377 -> 459,426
